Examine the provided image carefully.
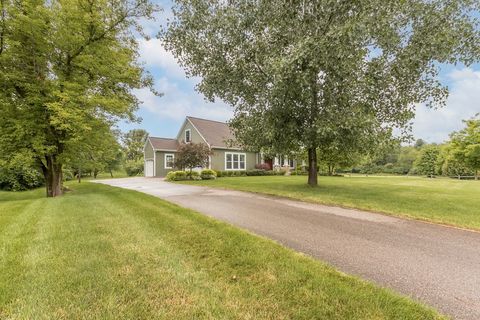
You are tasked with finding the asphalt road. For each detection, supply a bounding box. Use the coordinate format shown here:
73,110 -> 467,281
96,177 -> 480,319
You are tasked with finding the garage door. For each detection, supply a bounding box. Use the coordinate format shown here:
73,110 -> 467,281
145,160 -> 154,177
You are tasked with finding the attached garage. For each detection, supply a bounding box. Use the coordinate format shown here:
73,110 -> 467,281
143,137 -> 179,177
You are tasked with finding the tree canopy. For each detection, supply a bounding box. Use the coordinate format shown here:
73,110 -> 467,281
123,129 -> 150,161
164,0 -> 480,185
122,129 -> 149,176
0,0 -> 159,196
413,145 -> 440,177
448,115 -> 480,179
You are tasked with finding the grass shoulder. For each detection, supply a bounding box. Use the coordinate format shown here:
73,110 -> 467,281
0,182 -> 443,319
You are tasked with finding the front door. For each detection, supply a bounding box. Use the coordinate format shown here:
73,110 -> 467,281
265,158 -> 273,170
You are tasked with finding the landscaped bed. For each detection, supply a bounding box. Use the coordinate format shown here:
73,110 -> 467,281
0,182 -> 442,319
178,175 -> 480,230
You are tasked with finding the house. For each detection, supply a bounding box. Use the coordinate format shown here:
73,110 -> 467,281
143,116 -> 298,177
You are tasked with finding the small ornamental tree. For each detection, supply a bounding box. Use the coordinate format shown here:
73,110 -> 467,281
174,143 -> 212,174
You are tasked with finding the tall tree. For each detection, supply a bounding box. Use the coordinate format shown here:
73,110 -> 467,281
414,145 -> 440,177
414,139 -> 427,149
123,129 -> 149,161
66,125 -> 123,181
439,144 -> 472,178
122,129 -> 148,176
164,0 -> 480,186
449,115 -> 480,179
0,0 -> 158,197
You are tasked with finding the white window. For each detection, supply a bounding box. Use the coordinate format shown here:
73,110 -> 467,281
288,158 -> 295,168
165,154 -> 174,169
185,129 -> 191,143
225,152 -> 246,170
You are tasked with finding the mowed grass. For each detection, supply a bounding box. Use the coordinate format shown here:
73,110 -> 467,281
0,183 -> 442,319
180,175 -> 480,230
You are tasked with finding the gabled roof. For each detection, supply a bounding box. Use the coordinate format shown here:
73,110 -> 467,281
186,116 -> 239,149
148,137 -> 179,151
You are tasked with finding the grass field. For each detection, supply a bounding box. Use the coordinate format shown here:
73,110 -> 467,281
0,182 -> 442,319
180,175 -> 480,230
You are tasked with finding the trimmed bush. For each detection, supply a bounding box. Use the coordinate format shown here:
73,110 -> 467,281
214,170 -> 246,177
166,171 -> 188,181
246,169 -> 267,176
188,171 -> 202,180
274,169 -> 288,176
215,169 -> 280,177
290,171 -> 308,176
201,169 -> 217,180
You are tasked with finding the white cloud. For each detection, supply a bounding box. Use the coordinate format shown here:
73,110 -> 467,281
412,68 -> 480,143
138,38 -> 186,78
134,77 -> 233,122
137,1 -> 173,38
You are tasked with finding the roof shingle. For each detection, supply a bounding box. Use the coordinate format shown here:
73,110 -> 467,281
149,137 -> 179,150
187,116 -> 238,149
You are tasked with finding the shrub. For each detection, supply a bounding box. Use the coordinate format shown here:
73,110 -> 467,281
62,168 -> 75,181
125,159 -> 143,176
213,169 -> 286,177
201,169 -> 217,180
188,171 -> 202,180
290,171 -> 308,176
255,163 -> 271,170
272,169 -> 287,176
296,164 -> 306,171
166,171 -> 188,181
215,170 -> 253,177
0,166 -> 44,191
246,169 -> 267,176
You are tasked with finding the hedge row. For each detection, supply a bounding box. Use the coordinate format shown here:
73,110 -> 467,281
166,169 -> 217,181
215,169 -> 287,177
166,168 -> 294,181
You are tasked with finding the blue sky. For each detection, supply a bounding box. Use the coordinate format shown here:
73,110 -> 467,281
120,1 -> 480,144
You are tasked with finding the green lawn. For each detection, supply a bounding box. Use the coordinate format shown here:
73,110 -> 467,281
180,175 -> 480,230
0,182 -> 442,319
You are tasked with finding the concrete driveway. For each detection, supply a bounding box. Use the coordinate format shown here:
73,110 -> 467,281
96,177 -> 480,320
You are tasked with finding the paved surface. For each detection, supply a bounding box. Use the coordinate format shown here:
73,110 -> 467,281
96,177 -> 480,319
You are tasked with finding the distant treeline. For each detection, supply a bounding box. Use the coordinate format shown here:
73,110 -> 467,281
345,116 -> 479,179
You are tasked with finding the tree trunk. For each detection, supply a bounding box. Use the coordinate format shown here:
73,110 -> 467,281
476,170 -> 478,180
93,168 -> 98,179
42,155 -> 63,197
307,147 -> 318,186
78,168 -> 82,183
327,164 -> 335,176
110,169 -> 113,178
